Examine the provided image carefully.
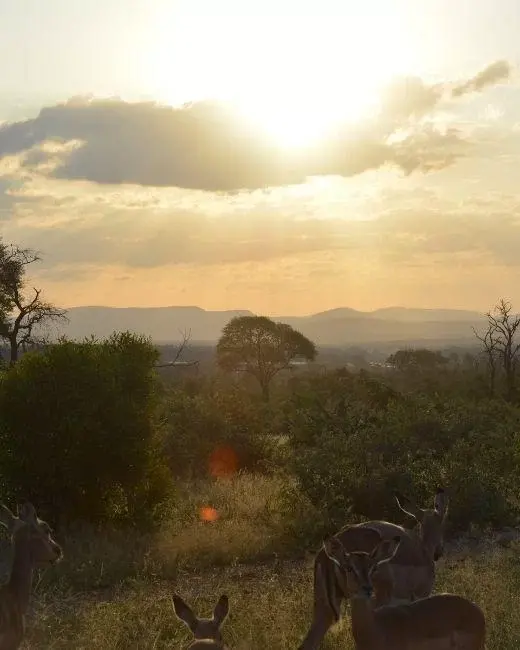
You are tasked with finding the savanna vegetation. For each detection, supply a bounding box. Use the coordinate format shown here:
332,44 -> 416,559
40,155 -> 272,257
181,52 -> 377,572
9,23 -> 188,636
1,241 -> 520,647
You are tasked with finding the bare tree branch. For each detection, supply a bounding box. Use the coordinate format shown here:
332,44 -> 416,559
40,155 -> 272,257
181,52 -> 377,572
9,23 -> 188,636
154,329 -> 199,368
0,242 -> 68,364
474,299 -> 520,400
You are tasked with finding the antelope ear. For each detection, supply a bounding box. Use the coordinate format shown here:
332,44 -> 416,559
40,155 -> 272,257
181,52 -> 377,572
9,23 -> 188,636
394,491 -> 423,521
369,536 -> 401,565
0,505 -> 17,533
369,539 -> 392,564
172,594 -> 198,632
323,536 -> 348,568
434,488 -> 448,520
17,502 -> 37,524
212,594 -> 229,626
386,535 -> 402,560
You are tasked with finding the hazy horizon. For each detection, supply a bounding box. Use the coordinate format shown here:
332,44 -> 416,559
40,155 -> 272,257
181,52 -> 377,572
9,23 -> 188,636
1,0 -> 520,315
58,303 -> 489,319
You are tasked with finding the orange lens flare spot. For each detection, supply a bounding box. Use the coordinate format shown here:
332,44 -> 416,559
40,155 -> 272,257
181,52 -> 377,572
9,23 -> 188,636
199,506 -> 219,522
208,445 -> 239,478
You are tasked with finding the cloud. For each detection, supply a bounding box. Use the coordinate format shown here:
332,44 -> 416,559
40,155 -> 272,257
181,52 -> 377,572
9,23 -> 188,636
0,61 -> 513,192
3,174 -> 520,277
452,60 -> 512,98
3,172 -> 520,316
379,77 -> 442,120
2,190 -> 362,270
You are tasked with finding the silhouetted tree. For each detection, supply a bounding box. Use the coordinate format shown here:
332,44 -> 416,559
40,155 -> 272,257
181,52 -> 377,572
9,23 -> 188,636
386,348 -> 448,373
474,299 -> 520,401
0,242 -> 67,364
216,315 -> 317,401
473,326 -> 499,396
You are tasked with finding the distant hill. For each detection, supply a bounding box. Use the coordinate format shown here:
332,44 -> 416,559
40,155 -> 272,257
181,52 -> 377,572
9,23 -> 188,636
370,307 -> 483,322
58,305 -> 487,346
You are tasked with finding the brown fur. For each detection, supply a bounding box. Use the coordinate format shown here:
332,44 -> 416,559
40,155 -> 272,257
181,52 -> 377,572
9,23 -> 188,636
172,593 -> 230,649
298,488 -> 449,650
0,502 -> 62,650
322,535 -> 485,649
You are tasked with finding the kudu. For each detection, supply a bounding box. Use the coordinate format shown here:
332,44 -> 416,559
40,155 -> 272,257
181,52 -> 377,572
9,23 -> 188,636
172,593 -> 230,649
298,488 -> 449,649
0,502 -> 62,650
322,534 -> 485,649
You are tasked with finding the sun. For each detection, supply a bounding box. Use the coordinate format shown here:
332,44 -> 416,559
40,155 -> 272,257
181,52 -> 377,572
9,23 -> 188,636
144,1 -> 414,150
230,79 -> 381,150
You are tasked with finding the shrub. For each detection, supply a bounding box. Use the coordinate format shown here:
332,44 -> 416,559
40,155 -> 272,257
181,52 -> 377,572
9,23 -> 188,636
0,331 -> 171,526
162,383 -> 274,479
284,372 -> 520,533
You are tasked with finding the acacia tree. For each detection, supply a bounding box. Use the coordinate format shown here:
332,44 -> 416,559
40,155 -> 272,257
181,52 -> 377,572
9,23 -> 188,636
386,348 -> 449,373
474,299 -> 520,401
0,242 -> 68,364
216,315 -> 317,400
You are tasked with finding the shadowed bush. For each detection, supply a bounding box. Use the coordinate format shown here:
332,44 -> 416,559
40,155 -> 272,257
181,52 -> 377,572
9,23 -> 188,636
163,384 -> 275,479
284,372 -> 520,534
0,331 -> 171,526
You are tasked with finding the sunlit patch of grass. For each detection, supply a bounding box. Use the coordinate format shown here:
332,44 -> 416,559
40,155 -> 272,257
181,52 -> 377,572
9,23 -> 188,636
152,473 -> 303,572
16,474 -> 520,648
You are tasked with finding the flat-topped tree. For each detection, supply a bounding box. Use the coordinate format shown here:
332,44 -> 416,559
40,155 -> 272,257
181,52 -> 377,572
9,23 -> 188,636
216,315 -> 316,401
0,242 -> 68,364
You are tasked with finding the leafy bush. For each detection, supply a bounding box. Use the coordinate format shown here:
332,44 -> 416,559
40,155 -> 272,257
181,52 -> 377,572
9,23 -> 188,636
284,372 -> 520,533
0,331 -> 171,526
163,383 -> 274,479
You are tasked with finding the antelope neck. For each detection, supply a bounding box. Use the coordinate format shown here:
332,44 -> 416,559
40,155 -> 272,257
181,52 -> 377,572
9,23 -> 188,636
350,595 -> 378,648
7,535 -> 35,614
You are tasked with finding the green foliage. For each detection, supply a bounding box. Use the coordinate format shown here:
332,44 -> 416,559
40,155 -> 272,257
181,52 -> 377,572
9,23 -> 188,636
387,348 -> 449,371
0,331 -> 171,526
284,371 -> 520,533
216,315 -> 317,400
163,383 -> 274,478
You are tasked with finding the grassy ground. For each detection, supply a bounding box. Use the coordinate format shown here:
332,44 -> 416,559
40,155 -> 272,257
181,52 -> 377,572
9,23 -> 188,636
12,474 -> 520,648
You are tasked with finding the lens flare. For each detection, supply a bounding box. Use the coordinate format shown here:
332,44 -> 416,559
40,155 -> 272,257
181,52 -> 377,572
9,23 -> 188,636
199,506 -> 219,522
208,446 -> 238,478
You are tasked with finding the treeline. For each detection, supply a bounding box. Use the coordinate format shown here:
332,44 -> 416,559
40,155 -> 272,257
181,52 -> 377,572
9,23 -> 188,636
2,238 -> 520,542
0,325 -> 519,542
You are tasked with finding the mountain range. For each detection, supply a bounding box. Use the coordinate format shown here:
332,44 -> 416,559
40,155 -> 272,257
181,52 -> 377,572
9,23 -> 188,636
57,306 -> 488,347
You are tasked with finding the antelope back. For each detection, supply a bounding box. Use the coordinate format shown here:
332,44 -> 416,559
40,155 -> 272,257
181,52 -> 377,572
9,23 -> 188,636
323,537 -> 486,649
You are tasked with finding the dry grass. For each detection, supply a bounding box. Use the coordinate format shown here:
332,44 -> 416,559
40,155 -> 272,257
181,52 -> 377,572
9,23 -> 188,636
153,473 -> 293,571
12,474 -> 520,648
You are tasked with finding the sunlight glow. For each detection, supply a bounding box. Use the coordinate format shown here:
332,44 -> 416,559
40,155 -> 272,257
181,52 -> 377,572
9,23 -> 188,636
144,2 -> 415,149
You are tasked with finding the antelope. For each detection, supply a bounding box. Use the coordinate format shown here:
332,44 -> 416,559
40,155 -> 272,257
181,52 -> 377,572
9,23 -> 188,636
0,502 -> 63,650
322,534 -> 485,649
298,487 -> 448,649
172,593 -> 230,649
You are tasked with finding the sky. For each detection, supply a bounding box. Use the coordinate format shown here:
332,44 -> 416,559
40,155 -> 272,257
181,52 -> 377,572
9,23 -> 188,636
1,0 -> 520,315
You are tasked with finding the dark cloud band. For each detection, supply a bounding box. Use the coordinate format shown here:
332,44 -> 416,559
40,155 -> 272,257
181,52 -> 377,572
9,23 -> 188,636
0,60 -> 512,192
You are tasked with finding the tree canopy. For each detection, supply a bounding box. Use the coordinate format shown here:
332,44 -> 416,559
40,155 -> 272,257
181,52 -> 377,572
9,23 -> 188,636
387,348 -> 449,372
216,315 -> 317,400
